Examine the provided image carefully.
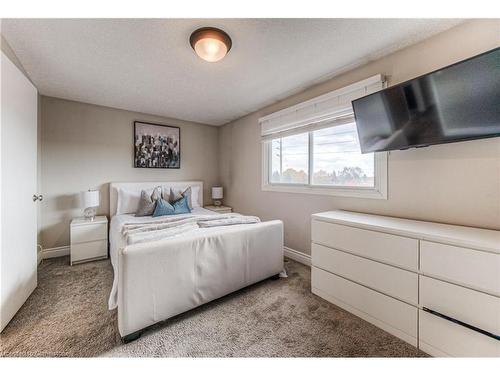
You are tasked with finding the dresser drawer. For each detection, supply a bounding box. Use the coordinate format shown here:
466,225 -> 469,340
71,240 -> 108,264
419,309 -> 500,357
311,220 -> 418,270
420,241 -> 500,296
71,222 -> 107,244
420,276 -> 500,336
312,266 -> 418,346
312,243 -> 418,305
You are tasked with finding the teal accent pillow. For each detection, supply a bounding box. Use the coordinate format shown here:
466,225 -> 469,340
172,196 -> 191,214
153,198 -> 175,217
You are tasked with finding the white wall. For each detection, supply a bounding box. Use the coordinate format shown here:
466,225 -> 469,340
40,96 -> 220,249
219,20 -> 500,256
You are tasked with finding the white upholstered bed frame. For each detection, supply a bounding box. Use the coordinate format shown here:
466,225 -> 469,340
109,181 -> 284,342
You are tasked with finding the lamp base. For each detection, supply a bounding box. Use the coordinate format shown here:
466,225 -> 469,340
213,200 -> 222,207
84,207 -> 97,221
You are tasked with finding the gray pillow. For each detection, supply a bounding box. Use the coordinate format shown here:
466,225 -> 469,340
181,186 -> 193,209
135,187 -> 161,216
169,187 -> 183,203
168,186 -> 193,209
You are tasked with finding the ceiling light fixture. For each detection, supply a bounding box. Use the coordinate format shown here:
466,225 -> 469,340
189,27 -> 232,62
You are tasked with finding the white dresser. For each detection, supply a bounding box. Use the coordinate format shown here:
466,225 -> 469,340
311,210 -> 500,357
70,216 -> 108,265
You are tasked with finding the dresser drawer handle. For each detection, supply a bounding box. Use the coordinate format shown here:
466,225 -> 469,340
422,307 -> 500,341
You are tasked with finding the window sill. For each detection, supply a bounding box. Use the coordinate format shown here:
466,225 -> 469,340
261,183 -> 387,199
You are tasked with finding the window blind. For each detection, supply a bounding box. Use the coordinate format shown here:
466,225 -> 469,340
259,74 -> 385,141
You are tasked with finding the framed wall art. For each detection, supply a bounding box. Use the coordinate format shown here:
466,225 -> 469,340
134,121 -> 180,169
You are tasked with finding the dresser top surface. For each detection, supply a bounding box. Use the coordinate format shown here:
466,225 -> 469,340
312,210 -> 500,254
204,205 -> 231,210
71,216 -> 108,226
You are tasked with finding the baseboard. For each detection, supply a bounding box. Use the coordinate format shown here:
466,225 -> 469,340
41,245 -> 70,259
284,246 -> 311,266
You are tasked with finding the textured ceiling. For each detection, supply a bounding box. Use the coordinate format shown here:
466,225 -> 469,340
2,19 -> 463,125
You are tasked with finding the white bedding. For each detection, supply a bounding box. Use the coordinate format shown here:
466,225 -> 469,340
121,213 -> 260,245
109,207 -> 217,309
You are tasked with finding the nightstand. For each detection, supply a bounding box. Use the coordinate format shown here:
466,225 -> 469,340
70,216 -> 108,265
204,205 -> 233,214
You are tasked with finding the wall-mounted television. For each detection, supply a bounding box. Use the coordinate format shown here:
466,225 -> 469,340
352,47 -> 500,153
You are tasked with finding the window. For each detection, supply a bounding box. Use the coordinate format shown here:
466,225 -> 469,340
260,75 -> 387,199
311,122 -> 374,187
262,119 -> 387,199
271,133 -> 309,184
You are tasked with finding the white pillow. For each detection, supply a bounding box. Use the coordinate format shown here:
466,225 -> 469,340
116,187 -> 159,215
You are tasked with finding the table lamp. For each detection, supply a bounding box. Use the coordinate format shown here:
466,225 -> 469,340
212,187 -> 223,206
82,189 -> 100,221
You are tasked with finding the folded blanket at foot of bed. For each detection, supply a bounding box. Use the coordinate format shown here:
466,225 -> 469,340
121,213 -> 261,245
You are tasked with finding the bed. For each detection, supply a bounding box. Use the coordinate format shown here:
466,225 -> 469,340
108,181 -> 284,341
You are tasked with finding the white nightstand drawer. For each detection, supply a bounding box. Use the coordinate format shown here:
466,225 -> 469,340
71,240 -> 107,264
71,222 -> 107,244
312,243 -> 418,305
420,240 -> 500,296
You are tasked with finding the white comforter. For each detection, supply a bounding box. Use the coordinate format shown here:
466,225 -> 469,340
121,213 -> 261,245
108,208 -> 263,310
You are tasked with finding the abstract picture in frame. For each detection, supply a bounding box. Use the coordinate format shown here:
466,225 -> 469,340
134,121 -> 180,169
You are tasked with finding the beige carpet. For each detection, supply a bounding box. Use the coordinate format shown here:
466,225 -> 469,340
0,256 -> 425,357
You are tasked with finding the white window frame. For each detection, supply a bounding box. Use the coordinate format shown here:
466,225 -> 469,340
261,131 -> 388,200
260,75 -> 388,200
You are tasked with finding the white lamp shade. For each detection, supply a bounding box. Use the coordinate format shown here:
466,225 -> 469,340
82,190 -> 100,208
212,187 -> 223,199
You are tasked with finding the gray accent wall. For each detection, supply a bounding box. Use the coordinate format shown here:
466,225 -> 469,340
40,97 -> 219,249
218,20 -> 500,256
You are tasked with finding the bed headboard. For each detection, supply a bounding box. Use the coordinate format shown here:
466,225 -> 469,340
109,181 -> 204,217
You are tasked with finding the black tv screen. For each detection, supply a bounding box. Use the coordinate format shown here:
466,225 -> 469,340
353,47 -> 500,153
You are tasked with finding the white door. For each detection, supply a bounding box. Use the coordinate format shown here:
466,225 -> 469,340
0,51 -> 39,331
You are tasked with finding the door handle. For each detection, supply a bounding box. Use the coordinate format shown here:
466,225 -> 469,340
32,194 -> 43,202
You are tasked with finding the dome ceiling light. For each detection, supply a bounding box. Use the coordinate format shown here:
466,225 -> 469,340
189,27 -> 232,62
